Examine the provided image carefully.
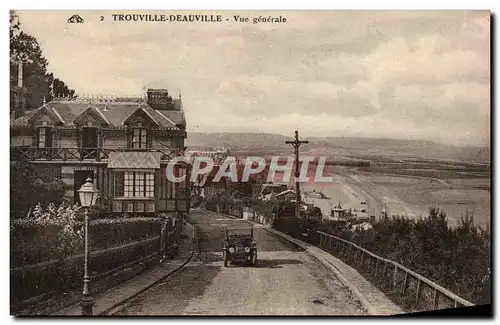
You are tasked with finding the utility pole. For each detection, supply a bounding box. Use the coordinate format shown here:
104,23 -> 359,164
285,130 -> 309,218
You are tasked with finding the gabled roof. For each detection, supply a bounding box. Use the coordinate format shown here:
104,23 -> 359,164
50,106 -> 67,124
73,106 -> 110,126
10,100 -> 184,129
27,105 -> 65,125
155,110 -> 177,126
123,106 -> 160,126
10,108 -> 39,127
155,109 -> 185,126
99,103 -> 142,126
93,107 -> 111,125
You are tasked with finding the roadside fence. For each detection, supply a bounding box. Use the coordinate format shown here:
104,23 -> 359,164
311,230 -> 474,312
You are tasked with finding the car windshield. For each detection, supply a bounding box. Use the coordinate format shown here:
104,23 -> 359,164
226,228 -> 252,238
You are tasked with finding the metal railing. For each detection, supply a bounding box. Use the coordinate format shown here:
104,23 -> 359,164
313,230 -> 474,311
10,147 -> 173,162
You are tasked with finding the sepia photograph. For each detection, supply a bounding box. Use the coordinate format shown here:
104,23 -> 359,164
8,9 -> 491,317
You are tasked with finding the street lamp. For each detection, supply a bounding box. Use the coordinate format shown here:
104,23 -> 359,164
77,177 -> 100,316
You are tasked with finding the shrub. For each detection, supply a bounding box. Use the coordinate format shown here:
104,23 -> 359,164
89,217 -> 163,249
11,235 -> 162,305
11,202 -> 84,267
10,206 -> 171,306
10,160 -> 65,218
272,207 -> 491,306
11,204 -> 165,267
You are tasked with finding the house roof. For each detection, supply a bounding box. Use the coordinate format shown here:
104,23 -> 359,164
10,100 -> 185,129
10,109 -> 38,127
108,151 -> 162,169
25,105 -> 67,125
154,107 -> 184,126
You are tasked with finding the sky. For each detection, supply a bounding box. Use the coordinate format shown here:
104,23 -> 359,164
15,10 -> 490,146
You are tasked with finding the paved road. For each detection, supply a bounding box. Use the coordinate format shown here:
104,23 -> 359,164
116,210 -> 366,315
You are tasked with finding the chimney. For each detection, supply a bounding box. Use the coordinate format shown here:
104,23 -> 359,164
12,61 -> 27,119
146,88 -> 175,111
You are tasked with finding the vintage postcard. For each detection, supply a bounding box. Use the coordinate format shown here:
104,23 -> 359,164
9,10 -> 491,317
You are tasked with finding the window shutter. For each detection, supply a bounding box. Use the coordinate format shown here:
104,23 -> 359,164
126,127 -> 133,149
98,129 -> 103,148
114,171 -> 124,197
147,129 -> 152,149
155,169 -> 161,199
33,127 -> 38,147
76,128 -> 81,148
46,128 -> 53,148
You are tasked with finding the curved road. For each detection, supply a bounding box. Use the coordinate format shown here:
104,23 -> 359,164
116,210 -> 366,316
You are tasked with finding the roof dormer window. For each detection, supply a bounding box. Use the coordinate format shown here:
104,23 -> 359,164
37,126 -> 52,148
132,128 -> 147,149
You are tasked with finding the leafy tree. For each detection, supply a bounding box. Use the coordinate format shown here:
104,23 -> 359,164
10,157 -> 66,218
10,10 -> 76,111
49,76 -> 76,100
9,10 -> 20,38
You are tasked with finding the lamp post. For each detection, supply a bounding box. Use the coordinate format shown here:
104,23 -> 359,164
77,177 -> 100,316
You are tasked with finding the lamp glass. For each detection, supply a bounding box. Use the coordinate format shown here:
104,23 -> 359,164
78,178 -> 100,208
91,191 -> 99,206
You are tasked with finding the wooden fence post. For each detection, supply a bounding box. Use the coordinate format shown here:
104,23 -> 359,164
393,265 -> 398,288
401,271 -> 408,295
415,278 -> 421,305
382,262 -> 387,282
433,288 -> 438,309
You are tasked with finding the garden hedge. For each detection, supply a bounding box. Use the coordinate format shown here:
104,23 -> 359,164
10,203 -> 175,308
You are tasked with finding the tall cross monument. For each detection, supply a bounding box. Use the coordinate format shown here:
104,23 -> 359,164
285,130 -> 309,218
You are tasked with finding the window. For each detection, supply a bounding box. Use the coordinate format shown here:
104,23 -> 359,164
81,127 -> 98,148
132,128 -> 147,149
115,171 -> 155,198
38,128 -> 46,148
37,127 -> 52,148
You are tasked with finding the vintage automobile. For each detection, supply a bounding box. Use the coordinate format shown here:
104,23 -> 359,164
222,225 -> 257,267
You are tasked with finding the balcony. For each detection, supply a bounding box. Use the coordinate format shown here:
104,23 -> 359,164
10,147 -> 174,162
